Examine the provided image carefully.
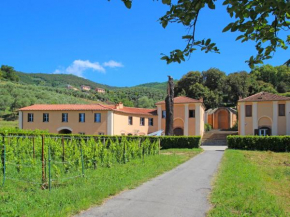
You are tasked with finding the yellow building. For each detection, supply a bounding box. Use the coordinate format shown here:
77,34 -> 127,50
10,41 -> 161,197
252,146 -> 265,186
19,96 -> 205,136
237,92 -> 290,136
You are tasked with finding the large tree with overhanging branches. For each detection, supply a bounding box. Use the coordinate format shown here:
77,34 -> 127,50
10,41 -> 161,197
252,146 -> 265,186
114,0 -> 290,68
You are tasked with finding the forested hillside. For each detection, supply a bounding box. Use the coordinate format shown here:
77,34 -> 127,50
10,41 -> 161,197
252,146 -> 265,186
175,65 -> 290,109
15,71 -> 114,90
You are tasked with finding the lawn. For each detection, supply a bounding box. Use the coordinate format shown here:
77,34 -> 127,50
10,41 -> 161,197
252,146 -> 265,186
0,148 -> 202,217
209,150 -> 290,216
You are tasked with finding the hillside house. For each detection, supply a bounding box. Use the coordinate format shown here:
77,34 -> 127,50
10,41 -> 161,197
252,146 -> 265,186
95,88 -> 105,94
81,85 -> 91,91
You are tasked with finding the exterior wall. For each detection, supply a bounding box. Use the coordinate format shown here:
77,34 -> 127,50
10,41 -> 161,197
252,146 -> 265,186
158,103 -> 204,136
22,110 -> 108,135
207,114 -> 213,127
188,104 -> 196,136
238,100 -> 288,135
232,113 -> 237,127
113,112 -> 158,135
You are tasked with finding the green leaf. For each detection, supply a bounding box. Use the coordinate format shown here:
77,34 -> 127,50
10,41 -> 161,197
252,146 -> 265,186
122,0 -> 132,9
222,23 -> 233,32
162,0 -> 171,5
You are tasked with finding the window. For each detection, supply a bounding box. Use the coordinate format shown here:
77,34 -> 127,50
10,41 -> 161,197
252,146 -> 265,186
279,104 -> 285,116
245,105 -> 252,117
79,132 -> 85,135
162,110 -> 166,118
128,116 -> 133,125
189,110 -> 195,118
140,117 -> 145,126
28,113 -> 34,122
79,113 -> 85,122
98,132 -> 104,135
43,113 -> 49,122
148,118 -> 154,126
259,129 -> 267,136
62,113 -> 68,122
95,113 -> 101,122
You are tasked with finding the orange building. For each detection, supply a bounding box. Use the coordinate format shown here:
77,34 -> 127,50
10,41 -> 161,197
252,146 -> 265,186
237,92 -> 290,136
19,96 -> 206,136
205,107 -> 237,130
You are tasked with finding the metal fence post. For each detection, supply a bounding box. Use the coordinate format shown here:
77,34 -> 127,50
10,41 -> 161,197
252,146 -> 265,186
48,146 -> 51,191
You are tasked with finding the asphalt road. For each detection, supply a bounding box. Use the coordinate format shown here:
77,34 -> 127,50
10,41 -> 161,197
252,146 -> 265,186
76,149 -> 224,217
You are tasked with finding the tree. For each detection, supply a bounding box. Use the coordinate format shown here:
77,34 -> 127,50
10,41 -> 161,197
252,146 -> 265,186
136,96 -> 154,108
1,65 -> 19,82
119,0 -> 289,67
202,68 -> 226,91
226,71 -> 250,103
174,71 -> 202,94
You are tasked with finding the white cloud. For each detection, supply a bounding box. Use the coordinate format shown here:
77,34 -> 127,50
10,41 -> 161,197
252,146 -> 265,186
53,59 -> 124,77
103,60 -> 124,68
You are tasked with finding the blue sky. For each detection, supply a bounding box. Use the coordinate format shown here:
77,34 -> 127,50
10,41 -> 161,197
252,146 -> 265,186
0,0 -> 288,87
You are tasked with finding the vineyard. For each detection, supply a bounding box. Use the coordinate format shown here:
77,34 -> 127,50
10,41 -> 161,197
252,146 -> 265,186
0,135 -> 159,191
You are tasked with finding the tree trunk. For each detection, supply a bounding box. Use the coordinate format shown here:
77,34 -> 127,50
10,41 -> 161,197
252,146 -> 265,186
165,76 -> 174,136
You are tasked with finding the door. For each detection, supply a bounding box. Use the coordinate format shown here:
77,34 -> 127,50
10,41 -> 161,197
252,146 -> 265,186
173,127 -> 184,136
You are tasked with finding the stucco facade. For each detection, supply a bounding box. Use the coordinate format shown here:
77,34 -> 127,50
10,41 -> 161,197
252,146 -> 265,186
19,96 -> 205,136
238,92 -> 290,136
206,107 -> 237,130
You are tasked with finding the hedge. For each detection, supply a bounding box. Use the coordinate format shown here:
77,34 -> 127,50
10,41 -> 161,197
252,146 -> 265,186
227,135 -> 290,152
0,130 -> 201,149
159,136 -> 201,149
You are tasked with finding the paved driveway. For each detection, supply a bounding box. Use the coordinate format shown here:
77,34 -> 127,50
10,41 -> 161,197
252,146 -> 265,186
76,149 -> 224,217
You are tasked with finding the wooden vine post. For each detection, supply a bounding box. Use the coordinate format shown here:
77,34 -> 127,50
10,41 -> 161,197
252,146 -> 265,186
41,135 -> 46,184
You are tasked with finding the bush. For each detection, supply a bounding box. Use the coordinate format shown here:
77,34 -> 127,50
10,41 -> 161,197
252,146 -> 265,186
160,136 -> 201,149
227,136 -> 290,152
205,123 -> 212,132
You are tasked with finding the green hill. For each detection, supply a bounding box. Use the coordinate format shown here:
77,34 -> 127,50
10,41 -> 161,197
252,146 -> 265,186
133,80 -> 177,91
15,71 -> 115,90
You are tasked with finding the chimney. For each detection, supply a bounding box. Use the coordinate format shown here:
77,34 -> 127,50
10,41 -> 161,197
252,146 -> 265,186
199,97 -> 203,102
115,102 -> 123,109
118,102 -> 123,109
239,96 -> 243,100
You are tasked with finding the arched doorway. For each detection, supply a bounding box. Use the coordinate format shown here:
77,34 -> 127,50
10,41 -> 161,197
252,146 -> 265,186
173,127 -> 184,136
217,110 -> 229,129
58,129 -> 72,134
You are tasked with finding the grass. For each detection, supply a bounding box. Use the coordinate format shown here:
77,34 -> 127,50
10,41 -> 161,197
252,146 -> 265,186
0,119 -> 18,128
208,150 -> 290,216
0,148 -> 201,217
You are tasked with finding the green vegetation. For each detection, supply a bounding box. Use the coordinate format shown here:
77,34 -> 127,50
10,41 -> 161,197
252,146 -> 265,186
204,123 -> 212,132
160,136 -> 201,149
209,150 -> 290,216
227,135 -> 290,152
0,119 -> 18,128
0,137 -> 201,217
15,70 -> 113,90
175,65 -> 290,109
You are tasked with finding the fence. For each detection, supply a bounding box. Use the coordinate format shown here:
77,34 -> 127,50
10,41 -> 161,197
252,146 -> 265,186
0,135 -> 160,191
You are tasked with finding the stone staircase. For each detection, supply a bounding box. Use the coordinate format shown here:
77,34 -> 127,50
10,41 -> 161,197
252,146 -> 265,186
201,130 -> 238,146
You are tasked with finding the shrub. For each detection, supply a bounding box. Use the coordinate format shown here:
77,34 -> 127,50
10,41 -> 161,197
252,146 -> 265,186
227,136 -> 290,152
205,123 -> 212,132
160,136 -> 201,149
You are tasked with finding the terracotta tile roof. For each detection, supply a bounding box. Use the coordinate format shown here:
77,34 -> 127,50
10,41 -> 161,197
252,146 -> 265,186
19,104 -> 114,111
19,104 -> 157,115
114,107 -> 157,116
238,92 -> 290,102
155,96 -> 201,105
